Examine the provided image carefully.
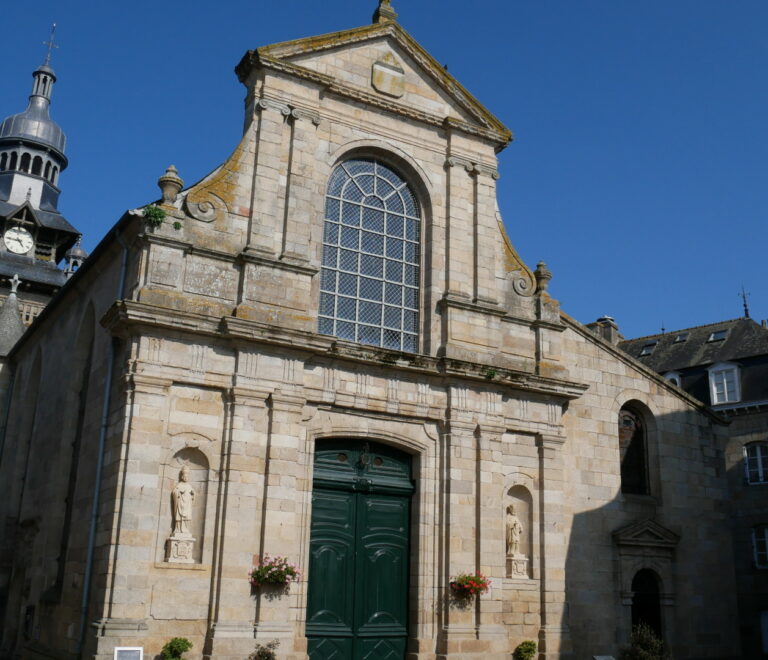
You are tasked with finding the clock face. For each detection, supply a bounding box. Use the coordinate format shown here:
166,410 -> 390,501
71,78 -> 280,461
4,227 -> 33,255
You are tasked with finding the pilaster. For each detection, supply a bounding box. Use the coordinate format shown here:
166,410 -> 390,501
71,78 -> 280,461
536,433 -> 572,659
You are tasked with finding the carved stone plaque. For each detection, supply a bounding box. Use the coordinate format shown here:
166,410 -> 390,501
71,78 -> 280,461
166,536 -> 196,564
372,52 -> 405,98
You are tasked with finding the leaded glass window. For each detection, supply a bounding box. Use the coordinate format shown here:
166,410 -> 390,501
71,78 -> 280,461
319,159 -> 420,352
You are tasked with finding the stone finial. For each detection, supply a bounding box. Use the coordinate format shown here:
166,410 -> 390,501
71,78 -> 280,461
373,0 -> 398,24
9,273 -> 20,295
534,261 -> 552,293
158,165 -> 184,205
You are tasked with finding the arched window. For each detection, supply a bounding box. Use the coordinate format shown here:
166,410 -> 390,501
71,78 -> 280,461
746,443 -> 768,485
619,405 -> 649,495
0,153 -> 7,171
32,156 -> 42,176
52,166 -> 58,184
318,159 -> 420,352
20,153 -> 30,173
44,161 -> 51,180
9,152 -> 18,171
631,569 -> 662,638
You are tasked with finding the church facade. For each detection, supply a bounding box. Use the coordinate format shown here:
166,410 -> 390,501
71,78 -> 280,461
0,4 -> 743,659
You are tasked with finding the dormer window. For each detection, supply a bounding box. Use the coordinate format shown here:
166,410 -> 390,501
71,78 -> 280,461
639,341 -> 657,357
707,362 -> 740,405
673,333 -> 688,343
664,371 -> 681,387
707,329 -> 728,342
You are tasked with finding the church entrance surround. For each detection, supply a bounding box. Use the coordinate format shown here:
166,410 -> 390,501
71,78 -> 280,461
306,439 -> 414,660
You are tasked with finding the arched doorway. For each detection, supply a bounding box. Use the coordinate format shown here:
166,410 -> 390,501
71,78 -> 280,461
306,439 -> 414,660
631,569 -> 662,637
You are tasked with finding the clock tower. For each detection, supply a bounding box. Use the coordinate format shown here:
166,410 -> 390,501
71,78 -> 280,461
0,31 -> 85,326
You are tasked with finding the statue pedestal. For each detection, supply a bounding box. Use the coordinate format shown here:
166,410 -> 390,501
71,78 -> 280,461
166,534 -> 196,564
506,553 -> 529,578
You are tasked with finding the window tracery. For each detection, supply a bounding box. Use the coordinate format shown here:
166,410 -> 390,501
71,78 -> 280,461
318,159 -> 420,352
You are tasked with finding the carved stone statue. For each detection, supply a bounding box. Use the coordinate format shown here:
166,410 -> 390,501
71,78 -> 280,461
172,466 -> 195,537
506,504 -> 524,557
166,465 -> 197,564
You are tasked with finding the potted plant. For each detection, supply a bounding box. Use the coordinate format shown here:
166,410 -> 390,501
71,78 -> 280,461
513,640 -> 537,660
248,640 -> 280,660
160,637 -> 192,660
249,554 -> 301,588
449,572 -> 491,598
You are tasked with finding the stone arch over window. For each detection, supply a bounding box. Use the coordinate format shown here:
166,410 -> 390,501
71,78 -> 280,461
157,444 -> 211,564
9,152 -> 18,171
318,157 -> 422,352
31,156 -> 43,176
619,402 -> 651,495
19,153 -> 30,173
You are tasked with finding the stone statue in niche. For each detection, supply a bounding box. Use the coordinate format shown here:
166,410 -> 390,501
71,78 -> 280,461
506,503 -> 529,579
172,466 -> 195,535
506,505 -> 523,556
166,465 -> 196,563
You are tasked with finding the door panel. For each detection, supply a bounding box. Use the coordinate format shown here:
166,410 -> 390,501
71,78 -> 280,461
307,441 -> 412,660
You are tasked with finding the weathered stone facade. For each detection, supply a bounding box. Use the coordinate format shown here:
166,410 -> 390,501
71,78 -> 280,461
0,6 -> 742,660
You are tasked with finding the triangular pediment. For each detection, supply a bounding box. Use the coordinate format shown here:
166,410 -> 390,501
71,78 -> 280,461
237,21 -> 511,146
612,518 -> 680,549
3,201 -> 40,227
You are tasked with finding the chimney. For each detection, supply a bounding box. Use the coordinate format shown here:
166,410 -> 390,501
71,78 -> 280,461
586,315 -> 624,345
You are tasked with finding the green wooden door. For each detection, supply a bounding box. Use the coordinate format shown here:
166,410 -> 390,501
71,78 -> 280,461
307,440 -> 413,660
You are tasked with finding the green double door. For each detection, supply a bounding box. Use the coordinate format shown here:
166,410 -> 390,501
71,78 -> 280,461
306,440 -> 413,660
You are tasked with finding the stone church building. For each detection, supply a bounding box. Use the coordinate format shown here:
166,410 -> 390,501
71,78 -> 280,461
0,3 -> 743,659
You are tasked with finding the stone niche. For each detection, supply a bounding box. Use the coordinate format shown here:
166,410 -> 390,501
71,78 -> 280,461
156,445 -> 209,564
506,485 -> 533,579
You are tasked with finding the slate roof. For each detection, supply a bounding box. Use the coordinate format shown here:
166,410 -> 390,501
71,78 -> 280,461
618,317 -> 768,373
0,252 -> 66,288
0,200 -> 78,234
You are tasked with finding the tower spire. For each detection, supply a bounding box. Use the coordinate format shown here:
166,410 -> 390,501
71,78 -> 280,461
42,23 -> 58,67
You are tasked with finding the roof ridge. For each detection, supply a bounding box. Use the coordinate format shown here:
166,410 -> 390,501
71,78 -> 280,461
620,317 -> 750,343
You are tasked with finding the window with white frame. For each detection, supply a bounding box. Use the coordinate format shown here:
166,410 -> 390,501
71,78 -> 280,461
752,526 -> 768,568
745,443 -> 768,484
318,159 -> 420,352
707,362 -> 740,405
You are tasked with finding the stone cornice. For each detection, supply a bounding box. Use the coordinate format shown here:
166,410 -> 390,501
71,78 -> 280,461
102,300 -> 587,400
250,53 -> 510,147
237,247 -> 319,276
439,293 -> 505,318
245,21 -> 512,142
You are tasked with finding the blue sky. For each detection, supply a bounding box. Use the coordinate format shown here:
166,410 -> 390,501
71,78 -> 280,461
2,1 -> 766,339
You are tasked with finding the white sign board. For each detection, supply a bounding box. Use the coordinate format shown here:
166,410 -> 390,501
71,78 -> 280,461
115,648 -> 143,660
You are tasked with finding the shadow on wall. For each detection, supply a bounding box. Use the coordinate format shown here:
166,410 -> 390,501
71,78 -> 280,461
563,401 -> 742,660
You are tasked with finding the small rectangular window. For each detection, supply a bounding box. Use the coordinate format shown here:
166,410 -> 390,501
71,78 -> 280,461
753,526 -> 768,568
673,333 -> 688,343
708,329 -> 728,342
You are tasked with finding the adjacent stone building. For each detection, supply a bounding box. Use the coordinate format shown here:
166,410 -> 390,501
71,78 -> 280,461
0,4 -> 744,659
620,316 -> 768,658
